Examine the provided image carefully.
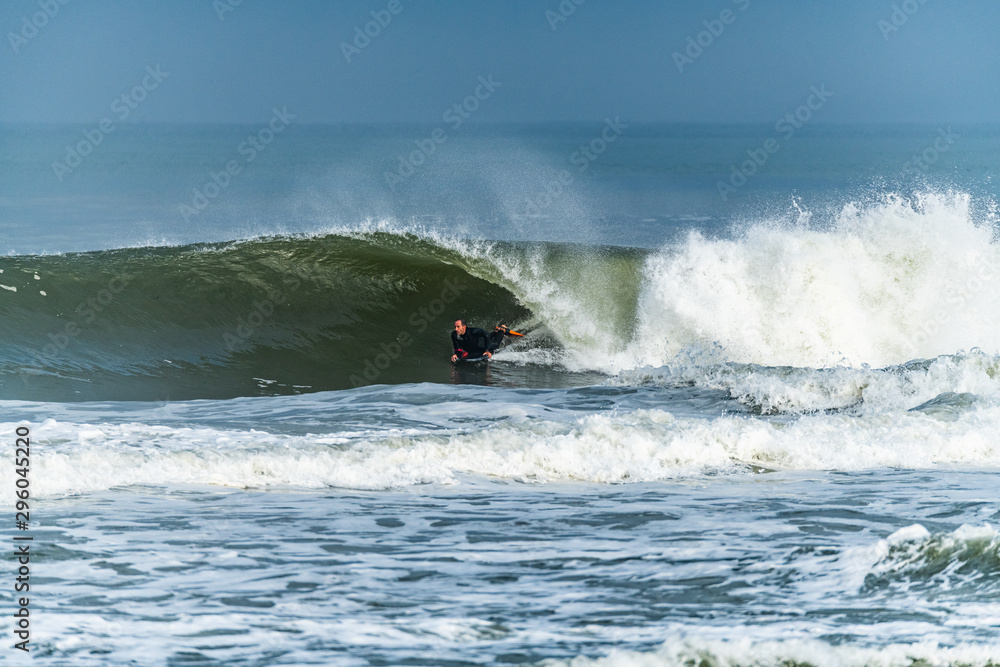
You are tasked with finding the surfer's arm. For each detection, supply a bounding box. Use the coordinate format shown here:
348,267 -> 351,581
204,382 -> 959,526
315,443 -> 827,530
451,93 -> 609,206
451,332 -> 465,357
451,332 -> 469,361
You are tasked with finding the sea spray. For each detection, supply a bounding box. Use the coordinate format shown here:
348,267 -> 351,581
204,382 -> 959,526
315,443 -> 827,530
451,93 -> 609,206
632,192 -> 1000,370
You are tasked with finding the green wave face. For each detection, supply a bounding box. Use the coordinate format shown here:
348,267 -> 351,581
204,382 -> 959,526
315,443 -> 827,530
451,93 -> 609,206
0,232 -> 646,401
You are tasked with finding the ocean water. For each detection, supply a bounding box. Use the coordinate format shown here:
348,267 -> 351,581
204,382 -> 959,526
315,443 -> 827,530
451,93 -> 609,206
2,122 -> 1000,665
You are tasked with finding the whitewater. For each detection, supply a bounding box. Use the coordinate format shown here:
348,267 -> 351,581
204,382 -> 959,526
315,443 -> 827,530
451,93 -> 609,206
3,122 -> 1000,665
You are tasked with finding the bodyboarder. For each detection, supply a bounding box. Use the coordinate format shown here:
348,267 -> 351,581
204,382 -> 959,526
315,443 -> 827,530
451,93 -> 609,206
451,319 -> 509,362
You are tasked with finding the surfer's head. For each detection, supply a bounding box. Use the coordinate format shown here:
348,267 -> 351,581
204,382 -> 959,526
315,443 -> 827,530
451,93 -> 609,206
454,318 -> 467,335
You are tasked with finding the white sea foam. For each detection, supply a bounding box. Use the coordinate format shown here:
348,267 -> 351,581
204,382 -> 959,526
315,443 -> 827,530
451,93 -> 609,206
542,636 -> 1000,667
339,192 -> 1000,376
631,192 -> 1000,370
617,351 -> 1000,414
9,399 -> 1000,498
366,193 -> 1000,375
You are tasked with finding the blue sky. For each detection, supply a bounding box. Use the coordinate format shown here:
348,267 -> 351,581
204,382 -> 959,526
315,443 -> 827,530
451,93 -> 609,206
2,0 -> 998,124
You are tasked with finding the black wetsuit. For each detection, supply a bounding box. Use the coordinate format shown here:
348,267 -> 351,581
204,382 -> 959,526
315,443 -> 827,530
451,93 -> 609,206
452,327 -> 504,359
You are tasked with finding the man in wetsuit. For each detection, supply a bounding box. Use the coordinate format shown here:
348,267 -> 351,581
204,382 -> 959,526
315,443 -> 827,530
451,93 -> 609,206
451,319 -> 508,362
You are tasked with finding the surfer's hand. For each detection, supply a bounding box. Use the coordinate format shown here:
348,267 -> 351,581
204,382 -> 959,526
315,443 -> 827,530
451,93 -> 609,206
451,354 -> 458,362
484,351 -> 492,358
